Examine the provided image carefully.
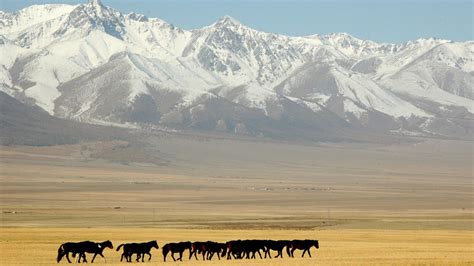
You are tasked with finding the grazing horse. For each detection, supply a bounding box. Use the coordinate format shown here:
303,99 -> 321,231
264,240 -> 291,258
289,239 -> 319,258
162,242 -> 192,262
116,240 -> 159,262
57,240 -> 113,263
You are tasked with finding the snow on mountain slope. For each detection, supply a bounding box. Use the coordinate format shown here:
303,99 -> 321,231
275,62 -> 430,125
0,35 -> 28,95
181,16 -> 304,86
0,4 -> 75,34
380,42 -> 474,113
123,14 -> 191,59
0,0 -> 472,140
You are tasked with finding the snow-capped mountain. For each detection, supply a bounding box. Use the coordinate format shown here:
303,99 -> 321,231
1,0 -> 472,140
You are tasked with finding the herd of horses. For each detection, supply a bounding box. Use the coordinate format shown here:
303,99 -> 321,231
57,239 -> 319,263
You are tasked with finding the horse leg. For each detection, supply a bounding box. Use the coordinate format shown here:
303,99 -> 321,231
191,250 -> 199,260
91,253 -> 98,263
257,250 -> 262,259
291,247 -> 296,258
179,251 -> 184,261
274,250 -> 279,258
82,253 -> 88,263
302,249 -> 307,258
147,252 -> 152,261
99,253 -> 105,263
65,253 -> 72,263
308,249 -> 312,258
171,252 -> 176,261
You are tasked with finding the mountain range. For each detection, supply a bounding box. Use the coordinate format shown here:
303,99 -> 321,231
1,0 -> 473,141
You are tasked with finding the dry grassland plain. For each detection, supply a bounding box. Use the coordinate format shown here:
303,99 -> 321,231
0,134 -> 473,265
1,228 -> 472,265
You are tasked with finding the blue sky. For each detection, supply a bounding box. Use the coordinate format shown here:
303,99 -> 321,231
1,0 -> 472,43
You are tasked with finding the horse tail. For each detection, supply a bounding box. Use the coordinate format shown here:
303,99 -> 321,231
57,244 -> 65,263
116,244 -> 124,251
162,246 -> 169,262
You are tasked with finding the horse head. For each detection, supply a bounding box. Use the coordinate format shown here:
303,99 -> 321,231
152,240 -> 159,249
314,240 -> 319,249
102,240 -> 113,249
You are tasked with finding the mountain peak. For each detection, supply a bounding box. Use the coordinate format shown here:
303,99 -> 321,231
215,15 -> 243,28
88,0 -> 104,7
84,0 -> 106,14
127,12 -> 148,22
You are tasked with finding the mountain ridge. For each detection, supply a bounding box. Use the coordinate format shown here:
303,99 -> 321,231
1,0 -> 472,141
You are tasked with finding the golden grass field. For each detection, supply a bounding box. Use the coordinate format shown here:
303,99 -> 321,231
1,228 -> 473,265
1,137 -> 473,265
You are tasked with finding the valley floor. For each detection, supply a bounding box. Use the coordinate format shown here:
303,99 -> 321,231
0,136 -> 472,264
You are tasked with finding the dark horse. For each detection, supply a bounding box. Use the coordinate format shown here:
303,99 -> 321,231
57,240 -> 113,263
190,241 -> 226,261
189,242 -> 207,260
289,239 -> 319,258
264,240 -> 292,258
162,242 -> 192,262
116,240 -> 159,262
205,242 -> 227,260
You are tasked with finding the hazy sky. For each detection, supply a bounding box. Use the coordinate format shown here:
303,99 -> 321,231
1,0 -> 472,43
